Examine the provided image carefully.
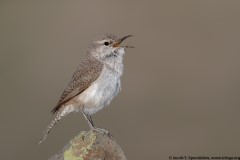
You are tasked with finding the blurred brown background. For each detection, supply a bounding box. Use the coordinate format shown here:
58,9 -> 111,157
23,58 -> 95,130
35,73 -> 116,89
1,1 -> 240,159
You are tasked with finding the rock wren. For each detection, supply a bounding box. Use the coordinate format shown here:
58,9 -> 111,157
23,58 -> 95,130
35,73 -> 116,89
39,33 -> 132,144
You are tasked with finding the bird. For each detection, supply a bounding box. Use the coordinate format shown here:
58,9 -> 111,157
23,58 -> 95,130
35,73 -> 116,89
39,33 -> 133,144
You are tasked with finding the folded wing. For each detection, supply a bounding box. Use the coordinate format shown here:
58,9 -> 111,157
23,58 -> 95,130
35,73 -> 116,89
51,57 -> 103,114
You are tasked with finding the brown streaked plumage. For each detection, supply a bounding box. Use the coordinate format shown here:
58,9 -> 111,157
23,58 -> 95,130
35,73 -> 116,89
51,56 -> 103,114
39,33 -> 132,144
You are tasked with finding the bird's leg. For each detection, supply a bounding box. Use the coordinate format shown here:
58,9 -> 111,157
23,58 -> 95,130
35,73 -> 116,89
81,109 -> 94,128
81,109 -> 112,137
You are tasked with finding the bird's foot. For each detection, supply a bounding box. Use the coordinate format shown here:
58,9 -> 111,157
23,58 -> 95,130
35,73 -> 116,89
91,127 -> 113,137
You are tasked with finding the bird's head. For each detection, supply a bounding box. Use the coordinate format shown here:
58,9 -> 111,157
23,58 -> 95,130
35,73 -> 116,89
88,33 -> 133,61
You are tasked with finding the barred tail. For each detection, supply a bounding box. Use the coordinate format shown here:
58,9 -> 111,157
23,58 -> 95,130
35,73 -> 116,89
39,112 -> 62,144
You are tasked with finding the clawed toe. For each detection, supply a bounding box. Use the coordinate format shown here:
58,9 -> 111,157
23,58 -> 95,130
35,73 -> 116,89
92,127 -> 113,137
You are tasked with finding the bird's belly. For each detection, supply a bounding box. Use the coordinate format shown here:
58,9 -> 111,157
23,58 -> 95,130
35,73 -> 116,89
78,68 -> 121,115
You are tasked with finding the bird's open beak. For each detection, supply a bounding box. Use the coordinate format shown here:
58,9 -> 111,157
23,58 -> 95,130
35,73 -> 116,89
113,35 -> 133,48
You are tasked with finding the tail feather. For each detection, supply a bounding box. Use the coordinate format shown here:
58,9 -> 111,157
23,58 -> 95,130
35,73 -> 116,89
39,114 -> 61,144
39,105 -> 74,144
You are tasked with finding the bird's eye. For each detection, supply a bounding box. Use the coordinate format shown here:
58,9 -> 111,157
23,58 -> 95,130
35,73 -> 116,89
104,42 -> 110,46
